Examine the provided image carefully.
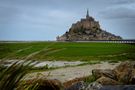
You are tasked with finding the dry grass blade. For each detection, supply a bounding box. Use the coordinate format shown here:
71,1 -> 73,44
0,60 -> 37,90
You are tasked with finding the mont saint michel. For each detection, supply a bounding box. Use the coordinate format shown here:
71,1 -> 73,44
57,10 -> 122,41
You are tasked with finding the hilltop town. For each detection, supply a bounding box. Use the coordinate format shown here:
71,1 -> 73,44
57,10 -> 122,41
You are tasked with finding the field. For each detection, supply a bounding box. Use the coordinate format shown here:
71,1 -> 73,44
0,42 -> 135,61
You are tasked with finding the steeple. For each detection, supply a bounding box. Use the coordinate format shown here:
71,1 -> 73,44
86,9 -> 89,19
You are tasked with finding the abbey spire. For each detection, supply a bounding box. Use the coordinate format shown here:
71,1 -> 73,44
86,9 -> 89,19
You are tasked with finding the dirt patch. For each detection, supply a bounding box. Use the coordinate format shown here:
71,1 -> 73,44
25,62 -> 120,83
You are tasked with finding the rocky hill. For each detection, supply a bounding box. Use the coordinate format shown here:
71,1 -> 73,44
57,10 -> 122,41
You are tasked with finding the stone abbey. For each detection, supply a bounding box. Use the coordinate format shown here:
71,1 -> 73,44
57,10 -> 122,41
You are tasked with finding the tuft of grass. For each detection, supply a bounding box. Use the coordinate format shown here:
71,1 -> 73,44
84,75 -> 96,84
0,61 -> 37,90
108,60 -> 119,63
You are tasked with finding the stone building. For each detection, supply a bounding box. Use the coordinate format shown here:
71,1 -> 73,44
57,10 -> 122,41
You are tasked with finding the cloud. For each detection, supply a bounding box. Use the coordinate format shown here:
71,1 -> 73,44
0,0 -> 77,25
48,10 -> 74,19
99,7 -> 135,20
0,0 -> 135,40
110,0 -> 135,5
0,5 -> 21,24
98,5 -> 135,39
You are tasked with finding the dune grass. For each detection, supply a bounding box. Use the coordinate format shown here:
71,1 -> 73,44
0,60 -> 38,90
0,42 -> 135,61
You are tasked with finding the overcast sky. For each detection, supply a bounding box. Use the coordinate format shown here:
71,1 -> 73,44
0,0 -> 135,41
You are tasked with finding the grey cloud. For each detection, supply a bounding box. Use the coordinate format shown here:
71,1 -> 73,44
0,0 -> 135,40
99,7 -> 135,19
0,6 -> 21,24
109,0 -> 135,5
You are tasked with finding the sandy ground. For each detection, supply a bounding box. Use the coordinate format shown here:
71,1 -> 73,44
1,60 -> 85,68
25,62 -> 120,83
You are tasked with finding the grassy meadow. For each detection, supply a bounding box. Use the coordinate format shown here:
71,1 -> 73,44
0,41 -> 135,61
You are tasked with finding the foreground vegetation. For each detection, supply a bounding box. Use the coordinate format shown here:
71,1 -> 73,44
0,41 -> 135,61
0,61 -> 38,90
0,61 -> 63,90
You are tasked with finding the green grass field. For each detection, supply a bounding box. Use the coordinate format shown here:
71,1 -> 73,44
0,42 -> 135,61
